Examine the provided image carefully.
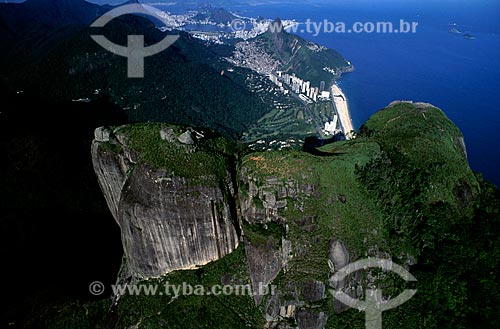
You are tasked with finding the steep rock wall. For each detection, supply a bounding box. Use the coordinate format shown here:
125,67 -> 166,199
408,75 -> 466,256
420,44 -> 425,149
92,125 -> 240,278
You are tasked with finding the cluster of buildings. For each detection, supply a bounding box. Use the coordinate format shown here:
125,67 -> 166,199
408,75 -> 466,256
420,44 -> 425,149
267,71 -> 342,136
233,19 -> 298,40
268,71 -> 330,103
324,115 -> 339,136
228,41 -> 280,75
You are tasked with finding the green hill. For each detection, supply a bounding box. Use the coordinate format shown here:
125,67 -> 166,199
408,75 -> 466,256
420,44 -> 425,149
192,7 -> 238,25
255,18 -> 352,86
27,102 -> 500,329
0,9 -> 281,139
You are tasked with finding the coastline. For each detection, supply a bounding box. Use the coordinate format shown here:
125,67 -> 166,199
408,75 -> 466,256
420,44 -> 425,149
331,84 -> 355,139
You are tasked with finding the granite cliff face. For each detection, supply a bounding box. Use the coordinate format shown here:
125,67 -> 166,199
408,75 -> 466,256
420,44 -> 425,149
92,124 -> 239,278
90,102 -> 487,329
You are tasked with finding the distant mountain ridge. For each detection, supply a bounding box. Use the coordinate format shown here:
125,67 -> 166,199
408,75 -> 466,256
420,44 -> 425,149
0,0 -> 113,66
256,18 -> 352,86
0,0 -> 112,30
192,7 -> 238,25
0,0 -> 285,139
0,0 -> 352,141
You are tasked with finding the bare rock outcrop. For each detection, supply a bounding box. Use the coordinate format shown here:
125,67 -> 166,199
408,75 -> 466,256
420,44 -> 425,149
245,237 -> 284,305
296,310 -> 328,329
238,168 -> 307,225
92,125 -> 239,278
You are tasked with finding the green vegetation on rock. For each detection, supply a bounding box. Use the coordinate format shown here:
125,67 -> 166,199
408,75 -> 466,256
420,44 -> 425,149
236,102 -> 499,328
113,123 -> 236,183
256,19 -> 351,86
30,103 -> 500,329
113,245 -> 265,329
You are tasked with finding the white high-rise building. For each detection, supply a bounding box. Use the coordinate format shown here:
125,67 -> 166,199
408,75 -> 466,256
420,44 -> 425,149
320,91 -> 331,99
324,115 -> 339,135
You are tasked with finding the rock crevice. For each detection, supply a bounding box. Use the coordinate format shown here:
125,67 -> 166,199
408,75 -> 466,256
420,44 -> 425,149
92,126 -> 239,278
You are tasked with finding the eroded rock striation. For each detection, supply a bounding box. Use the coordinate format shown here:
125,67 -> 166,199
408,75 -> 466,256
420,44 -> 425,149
92,124 -> 239,278
91,102 -> 482,329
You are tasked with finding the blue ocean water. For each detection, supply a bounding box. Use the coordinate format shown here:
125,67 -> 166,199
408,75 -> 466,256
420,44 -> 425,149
223,1 -> 500,186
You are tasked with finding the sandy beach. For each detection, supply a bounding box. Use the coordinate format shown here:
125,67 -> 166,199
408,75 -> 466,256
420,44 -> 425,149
331,84 -> 355,139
